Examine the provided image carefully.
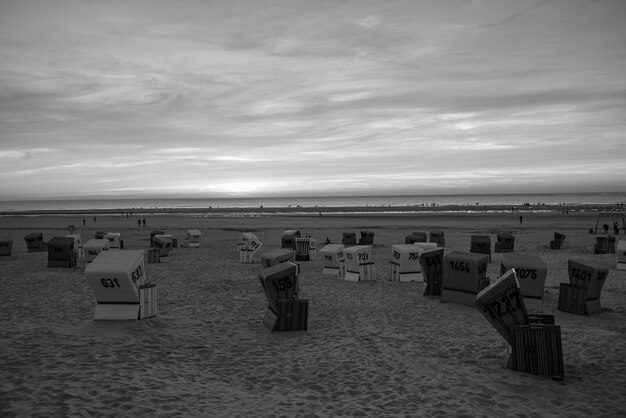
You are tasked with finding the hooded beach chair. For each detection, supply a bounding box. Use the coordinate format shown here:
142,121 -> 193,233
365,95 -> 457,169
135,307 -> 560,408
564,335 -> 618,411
24,232 -> 46,252
259,262 -> 308,332
0,239 -> 13,258
319,243 -> 345,275
557,259 -> 609,315
418,247 -> 444,296
344,245 -> 375,281
470,235 -> 491,261
495,232 -> 515,253
440,251 -> 490,307
500,253 -> 548,313
550,232 -> 566,250
237,232 -> 262,263
47,236 -> 77,268
83,239 -> 109,263
84,250 -> 156,320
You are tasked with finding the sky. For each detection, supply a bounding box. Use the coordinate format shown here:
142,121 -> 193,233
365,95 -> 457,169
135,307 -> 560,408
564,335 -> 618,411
1,0 -> 625,200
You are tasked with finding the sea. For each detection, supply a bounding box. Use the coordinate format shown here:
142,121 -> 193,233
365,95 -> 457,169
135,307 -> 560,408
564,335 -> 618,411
0,191 -> 624,214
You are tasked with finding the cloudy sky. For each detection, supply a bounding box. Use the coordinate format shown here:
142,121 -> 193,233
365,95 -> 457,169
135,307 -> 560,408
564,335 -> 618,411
1,0 -> 624,200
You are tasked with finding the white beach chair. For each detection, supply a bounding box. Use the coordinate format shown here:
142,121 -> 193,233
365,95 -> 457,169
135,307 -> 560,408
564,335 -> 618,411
344,245 -> 374,281
84,250 -> 156,320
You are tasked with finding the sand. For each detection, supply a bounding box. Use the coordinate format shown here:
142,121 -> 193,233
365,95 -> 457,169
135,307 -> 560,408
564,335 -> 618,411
1,209 -> 625,417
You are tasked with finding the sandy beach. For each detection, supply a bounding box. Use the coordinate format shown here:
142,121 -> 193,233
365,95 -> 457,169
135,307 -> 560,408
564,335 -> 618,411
1,209 -> 625,417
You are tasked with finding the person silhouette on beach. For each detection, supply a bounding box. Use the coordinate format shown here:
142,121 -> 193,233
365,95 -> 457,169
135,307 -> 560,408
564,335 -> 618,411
519,215 -> 523,224
138,219 -> 141,228
142,219 -> 146,228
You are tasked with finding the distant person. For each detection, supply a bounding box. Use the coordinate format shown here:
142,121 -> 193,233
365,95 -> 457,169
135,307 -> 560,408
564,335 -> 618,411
138,219 -> 141,228
142,219 -> 146,228
82,218 -> 86,226
519,215 -> 523,224
93,215 -> 96,222
603,223 -> 609,234
613,222 -> 619,235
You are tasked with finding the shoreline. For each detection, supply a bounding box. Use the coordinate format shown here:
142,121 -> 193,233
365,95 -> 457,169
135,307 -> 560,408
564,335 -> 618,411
1,203 -> 624,217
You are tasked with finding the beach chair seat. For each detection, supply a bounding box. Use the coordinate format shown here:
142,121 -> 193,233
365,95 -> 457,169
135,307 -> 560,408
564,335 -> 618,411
475,269 -> 564,380
344,245 -> 375,281
470,235 -> 492,261
342,232 -> 357,247
418,248 -> 444,296
0,239 -> 13,258
429,231 -> 445,247
319,244 -> 345,275
557,259 -> 609,315
238,232 -> 262,263
259,262 -> 308,332
500,254 -> 548,313
103,232 -> 121,250
47,237 -> 78,268
441,251 -> 490,307
260,248 -> 295,268
84,250 -> 156,320
495,232 -> 515,253
24,232 -> 46,252
295,236 -> 316,261
617,240 -> 626,270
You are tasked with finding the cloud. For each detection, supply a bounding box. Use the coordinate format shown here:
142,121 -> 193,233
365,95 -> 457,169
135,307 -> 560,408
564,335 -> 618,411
0,0 -> 625,199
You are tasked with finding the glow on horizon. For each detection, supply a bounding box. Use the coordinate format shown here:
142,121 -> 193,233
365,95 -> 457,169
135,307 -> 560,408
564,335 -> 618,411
1,0 -> 625,200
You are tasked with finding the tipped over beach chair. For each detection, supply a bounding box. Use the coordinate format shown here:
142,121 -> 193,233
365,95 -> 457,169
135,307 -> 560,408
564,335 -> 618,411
418,248 -> 444,296
558,259 -> 609,315
441,251 -> 490,307
550,232 -> 566,250
259,262 -> 308,332
475,269 -> 564,380
470,235 -> 491,261
84,250 -> 156,320
237,232 -> 262,263
47,237 -> 77,268
344,245 -> 374,281
24,232 -> 46,252
500,253 -> 548,313
319,244 -> 345,275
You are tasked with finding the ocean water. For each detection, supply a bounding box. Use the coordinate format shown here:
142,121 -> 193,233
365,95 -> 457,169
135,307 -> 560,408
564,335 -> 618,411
0,192 -> 624,213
